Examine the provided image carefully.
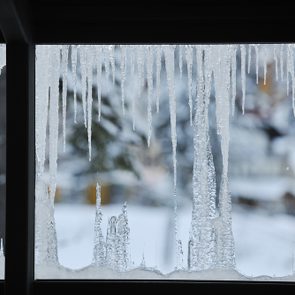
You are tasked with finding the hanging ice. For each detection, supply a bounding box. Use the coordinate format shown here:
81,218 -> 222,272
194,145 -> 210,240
185,45 -> 193,126
247,44 -> 252,74
240,45 -> 246,115
146,46 -> 154,146
231,46 -> 237,116
86,46 -> 94,161
254,44 -> 259,84
179,45 -> 183,78
273,45 -> 279,81
109,45 -> 116,84
156,45 -> 162,113
71,45 -> 78,123
120,45 -> 127,115
80,46 -> 87,127
96,46 -> 102,122
61,45 -> 69,151
93,183 -> 105,267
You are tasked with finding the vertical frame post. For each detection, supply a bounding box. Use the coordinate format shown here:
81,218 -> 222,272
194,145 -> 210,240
5,42 -> 35,295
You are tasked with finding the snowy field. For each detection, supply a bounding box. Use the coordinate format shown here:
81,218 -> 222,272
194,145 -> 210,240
33,203 -> 295,279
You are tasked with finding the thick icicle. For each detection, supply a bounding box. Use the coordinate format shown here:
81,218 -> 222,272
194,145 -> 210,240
93,182 -> 105,266
179,45 -> 183,78
129,46 -> 136,130
213,46 -> 235,269
36,46 -> 50,176
103,46 -> 110,90
71,45 -> 78,123
49,46 -> 61,203
231,46 -> 237,116
240,45 -> 246,115
163,46 -> 180,267
190,46 -> 217,271
146,46 -> 154,146
86,46 -> 94,161
254,45 -> 259,84
120,45 -> 127,115
61,45 -> 69,151
185,45 -> 193,126
273,45 -> 279,81
156,45 -> 162,113
80,46 -> 87,127
96,46 -> 102,122
116,202 -> 130,272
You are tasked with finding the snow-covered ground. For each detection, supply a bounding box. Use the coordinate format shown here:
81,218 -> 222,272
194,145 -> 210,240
33,203 -> 295,279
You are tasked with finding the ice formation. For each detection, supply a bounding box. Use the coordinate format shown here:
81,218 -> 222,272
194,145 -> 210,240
35,44 -> 295,277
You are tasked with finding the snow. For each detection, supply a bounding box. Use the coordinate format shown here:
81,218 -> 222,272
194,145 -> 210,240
32,203 -> 295,280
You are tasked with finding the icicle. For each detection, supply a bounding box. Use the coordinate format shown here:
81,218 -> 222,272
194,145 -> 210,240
109,45 -> 116,84
254,44 -> 259,84
280,44 -> 284,81
96,46 -> 102,122
179,45 -> 183,78
0,238 -> 4,257
136,45 -> 145,95
273,45 -> 279,81
247,44 -> 252,74
48,46 -> 61,203
120,45 -> 127,115
263,51 -> 267,85
36,46 -> 50,176
93,182 -> 105,267
146,46 -> 154,147
163,46 -> 180,268
103,46 -> 110,89
213,46 -> 235,269
116,202 -> 130,272
240,45 -> 246,114
185,45 -> 193,125
80,46 -> 87,127
130,46 -> 136,130
231,46 -> 237,116
86,46 -> 94,161
156,45 -> 162,113
61,45 -> 69,151
71,45 -> 78,123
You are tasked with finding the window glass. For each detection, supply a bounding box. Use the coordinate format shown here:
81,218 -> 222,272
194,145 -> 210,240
35,45 -> 295,280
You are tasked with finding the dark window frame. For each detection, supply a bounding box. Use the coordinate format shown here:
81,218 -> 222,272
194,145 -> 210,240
1,0 -> 295,294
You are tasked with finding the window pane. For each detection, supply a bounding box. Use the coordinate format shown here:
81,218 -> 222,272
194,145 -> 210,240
0,44 -> 6,280
35,44 -> 295,280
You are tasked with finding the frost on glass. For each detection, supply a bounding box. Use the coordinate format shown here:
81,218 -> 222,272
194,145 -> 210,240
0,44 -> 6,280
35,44 -> 295,280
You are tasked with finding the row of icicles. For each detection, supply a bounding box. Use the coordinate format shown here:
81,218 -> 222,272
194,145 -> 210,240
35,44 -> 295,272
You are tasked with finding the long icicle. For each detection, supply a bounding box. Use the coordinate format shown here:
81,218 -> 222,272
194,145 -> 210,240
86,46 -> 94,161
146,46 -> 154,147
240,45 -> 246,115
156,45 -> 162,113
120,45 -> 126,115
254,44 -> 259,84
80,46 -> 87,127
96,46 -> 102,122
61,45 -> 69,151
185,45 -> 193,126
71,45 -> 78,123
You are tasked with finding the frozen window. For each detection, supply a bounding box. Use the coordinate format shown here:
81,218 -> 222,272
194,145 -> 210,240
35,45 -> 295,280
0,44 -> 6,280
